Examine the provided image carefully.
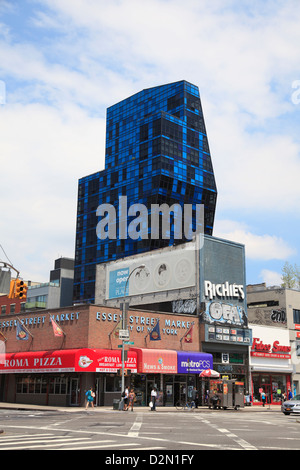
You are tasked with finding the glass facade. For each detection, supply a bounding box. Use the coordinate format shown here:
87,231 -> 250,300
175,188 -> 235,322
74,81 -> 217,303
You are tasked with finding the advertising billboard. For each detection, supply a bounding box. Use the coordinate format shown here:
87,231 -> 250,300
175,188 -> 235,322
200,236 -> 247,327
106,244 -> 196,300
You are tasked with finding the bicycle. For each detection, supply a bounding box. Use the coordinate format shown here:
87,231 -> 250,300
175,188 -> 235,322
175,400 -> 196,411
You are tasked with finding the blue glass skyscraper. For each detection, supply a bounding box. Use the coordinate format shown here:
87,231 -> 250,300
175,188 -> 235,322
74,81 -> 217,303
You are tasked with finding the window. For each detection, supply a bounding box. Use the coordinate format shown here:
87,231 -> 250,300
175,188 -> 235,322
293,309 -> 300,324
9,304 -> 15,314
16,377 -> 47,394
105,375 -> 121,392
1,305 -> 6,315
49,377 -> 68,394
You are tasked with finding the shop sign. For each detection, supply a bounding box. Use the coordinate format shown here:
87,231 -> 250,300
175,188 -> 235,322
0,312 -> 80,330
177,351 -> 213,374
95,350 -> 137,373
0,348 -> 93,373
96,311 -> 193,336
132,348 -> 177,374
204,280 -> 245,300
251,337 -> 291,358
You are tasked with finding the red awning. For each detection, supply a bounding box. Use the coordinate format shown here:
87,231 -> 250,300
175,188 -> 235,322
130,348 -> 177,374
0,348 -> 96,374
93,349 -> 137,373
0,348 -> 138,374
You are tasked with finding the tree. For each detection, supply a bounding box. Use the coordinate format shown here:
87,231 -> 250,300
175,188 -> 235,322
295,264 -> 300,289
281,261 -> 297,288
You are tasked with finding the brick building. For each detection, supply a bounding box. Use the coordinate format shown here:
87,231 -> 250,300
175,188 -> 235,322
0,305 -> 212,407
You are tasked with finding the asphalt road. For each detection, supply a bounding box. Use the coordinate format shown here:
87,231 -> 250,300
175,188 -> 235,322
0,407 -> 299,455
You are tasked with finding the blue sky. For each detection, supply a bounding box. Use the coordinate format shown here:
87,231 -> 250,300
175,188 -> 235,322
0,0 -> 300,286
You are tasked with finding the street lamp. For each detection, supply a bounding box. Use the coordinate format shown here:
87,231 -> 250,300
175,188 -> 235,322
121,264 -> 146,394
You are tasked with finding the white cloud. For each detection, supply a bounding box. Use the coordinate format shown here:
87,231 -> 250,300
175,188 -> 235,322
210,117 -> 300,213
214,220 -> 296,260
259,269 -> 282,287
0,0 -> 300,284
0,101 -> 105,281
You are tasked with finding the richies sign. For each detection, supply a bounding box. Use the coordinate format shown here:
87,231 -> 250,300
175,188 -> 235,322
200,236 -> 247,327
203,281 -> 247,326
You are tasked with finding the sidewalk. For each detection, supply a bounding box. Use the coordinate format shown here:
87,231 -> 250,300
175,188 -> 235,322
0,402 -> 281,413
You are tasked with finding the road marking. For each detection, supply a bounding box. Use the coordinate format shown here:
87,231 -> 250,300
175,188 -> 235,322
0,437 -> 92,450
128,415 -> 142,437
195,416 -> 257,450
63,442 -> 140,450
0,433 -> 54,441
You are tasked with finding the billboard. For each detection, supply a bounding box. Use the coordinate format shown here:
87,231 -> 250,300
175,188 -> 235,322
106,244 -> 196,300
200,236 -> 247,327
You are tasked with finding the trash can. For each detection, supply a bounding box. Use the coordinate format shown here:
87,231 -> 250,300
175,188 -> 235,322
113,399 -> 120,410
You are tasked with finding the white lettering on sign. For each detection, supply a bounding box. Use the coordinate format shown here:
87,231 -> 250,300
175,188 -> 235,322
204,280 -> 244,300
96,311 -> 193,336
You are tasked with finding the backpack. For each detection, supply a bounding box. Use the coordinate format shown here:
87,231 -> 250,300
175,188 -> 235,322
121,391 -> 125,398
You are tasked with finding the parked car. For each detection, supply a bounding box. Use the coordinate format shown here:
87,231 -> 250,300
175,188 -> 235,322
281,394 -> 300,415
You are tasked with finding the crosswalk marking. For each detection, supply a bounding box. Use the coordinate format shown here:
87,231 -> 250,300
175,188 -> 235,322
0,436 -> 92,450
63,442 -> 140,450
0,433 -> 165,450
0,433 -> 54,441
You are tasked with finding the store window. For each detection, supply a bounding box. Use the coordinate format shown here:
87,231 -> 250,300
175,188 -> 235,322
105,375 -> 121,392
272,375 -> 286,403
252,374 -> 287,404
16,377 -> 47,394
49,377 -> 68,394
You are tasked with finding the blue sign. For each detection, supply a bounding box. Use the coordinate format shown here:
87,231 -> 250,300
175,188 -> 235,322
177,351 -> 213,374
109,267 -> 129,299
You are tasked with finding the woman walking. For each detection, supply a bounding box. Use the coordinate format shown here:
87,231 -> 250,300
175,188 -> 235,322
128,388 -> 136,412
85,387 -> 95,410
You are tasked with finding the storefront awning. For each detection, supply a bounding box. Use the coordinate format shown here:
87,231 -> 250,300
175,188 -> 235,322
177,351 -> 213,374
0,348 -> 138,374
0,348 -> 213,375
0,348 -> 96,374
93,349 -> 137,373
131,348 -> 178,374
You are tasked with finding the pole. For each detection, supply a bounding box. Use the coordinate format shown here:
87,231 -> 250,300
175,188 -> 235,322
121,264 -> 145,394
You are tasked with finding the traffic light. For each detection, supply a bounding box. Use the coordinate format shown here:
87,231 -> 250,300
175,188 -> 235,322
15,279 -> 27,299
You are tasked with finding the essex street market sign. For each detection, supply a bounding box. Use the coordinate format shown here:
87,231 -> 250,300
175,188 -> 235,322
96,311 -> 193,336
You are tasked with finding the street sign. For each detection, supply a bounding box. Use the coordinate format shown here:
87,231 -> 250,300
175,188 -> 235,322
119,329 -> 130,340
118,341 -> 134,347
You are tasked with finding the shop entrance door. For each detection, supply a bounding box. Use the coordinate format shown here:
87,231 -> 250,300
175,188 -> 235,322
265,384 -> 271,405
174,381 -> 187,404
69,378 -> 80,406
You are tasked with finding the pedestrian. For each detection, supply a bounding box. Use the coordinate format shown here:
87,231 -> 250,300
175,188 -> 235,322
192,387 -> 199,408
123,386 -> 129,411
288,389 -> 293,400
128,388 -> 136,412
151,387 -> 157,411
85,387 -> 95,410
261,390 -> 266,407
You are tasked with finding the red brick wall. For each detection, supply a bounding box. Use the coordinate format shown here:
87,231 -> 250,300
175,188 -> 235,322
0,295 -> 25,315
0,305 -> 200,353
88,305 -> 200,351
